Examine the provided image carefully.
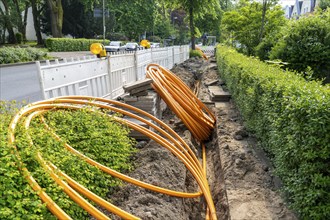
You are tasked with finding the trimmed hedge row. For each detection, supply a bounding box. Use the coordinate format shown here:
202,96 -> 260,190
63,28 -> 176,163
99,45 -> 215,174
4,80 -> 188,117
216,45 -> 330,219
45,38 -> 110,52
0,47 -> 48,64
0,102 -> 136,219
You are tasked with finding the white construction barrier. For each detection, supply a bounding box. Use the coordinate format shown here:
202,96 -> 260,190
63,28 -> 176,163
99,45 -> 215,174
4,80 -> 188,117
36,45 -> 190,100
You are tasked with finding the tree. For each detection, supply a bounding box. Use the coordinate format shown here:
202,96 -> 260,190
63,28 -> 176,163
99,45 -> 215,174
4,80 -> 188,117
0,5 -> 6,44
319,0 -> 330,10
1,0 -> 16,43
46,0 -> 63,37
30,0 -> 44,44
259,0 -> 268,42
269,9 -> 330,82
195,5 -> 223,44
13,0 -> 30,42
106,0 -> 155,41
221,0 -> 285,56
171,0 -> 220,49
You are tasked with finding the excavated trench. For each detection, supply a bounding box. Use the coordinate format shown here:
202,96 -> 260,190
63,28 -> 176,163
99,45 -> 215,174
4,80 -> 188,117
107,57 -> 297,220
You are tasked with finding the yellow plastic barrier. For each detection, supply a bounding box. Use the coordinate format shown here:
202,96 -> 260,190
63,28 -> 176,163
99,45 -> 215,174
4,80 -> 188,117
8,64 -> 218,219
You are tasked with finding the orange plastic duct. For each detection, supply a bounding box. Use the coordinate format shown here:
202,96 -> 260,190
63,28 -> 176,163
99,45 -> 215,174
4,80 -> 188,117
8,63 -> 218,219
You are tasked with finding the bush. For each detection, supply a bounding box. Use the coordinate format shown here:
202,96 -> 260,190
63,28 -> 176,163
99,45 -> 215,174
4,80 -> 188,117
45,38 -> 110,52
217,45 -> 330,219
0,102 -> 136,219
0,47 -> 48,64
15,33 -> 23,44
269,9 -> 330,82
189,49 -> 203,58
0,101 -> 51,219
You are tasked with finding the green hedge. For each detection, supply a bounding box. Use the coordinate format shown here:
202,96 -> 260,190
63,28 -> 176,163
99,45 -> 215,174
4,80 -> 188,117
0,102 -> 136,219
269,9 -> 330,81
45,38 -> 110,52
216,45 -> 330,219
0,47 -> 48,64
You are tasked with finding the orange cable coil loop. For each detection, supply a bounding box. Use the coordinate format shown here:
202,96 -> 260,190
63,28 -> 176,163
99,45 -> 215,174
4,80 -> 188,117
8,63 -> 217,220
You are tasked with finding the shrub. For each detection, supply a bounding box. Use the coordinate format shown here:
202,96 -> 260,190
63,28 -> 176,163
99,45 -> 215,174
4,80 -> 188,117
269,9 -> 330,82
0,102 -> 136,219
189,49 -> 203,58
0,101 -> 51,219
15,33 -> 23,44
0,47 -> 48,64
45,38 -> 110,52
217,45 -> 330,219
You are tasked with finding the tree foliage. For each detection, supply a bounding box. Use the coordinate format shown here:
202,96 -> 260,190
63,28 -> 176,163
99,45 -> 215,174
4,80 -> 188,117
107,0 -> 155,41
221,0 -> 285,56
0,0 -> 28,44
318,0 -> 330,10
269,9 -> 330,82
171,0 -> 220,49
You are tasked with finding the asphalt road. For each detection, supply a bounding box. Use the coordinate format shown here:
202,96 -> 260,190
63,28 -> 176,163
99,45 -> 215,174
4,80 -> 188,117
0,62 -> 43,103
0,52 -> 93,103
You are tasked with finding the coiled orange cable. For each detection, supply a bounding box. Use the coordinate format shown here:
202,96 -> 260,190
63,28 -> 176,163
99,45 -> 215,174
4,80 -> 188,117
8,63 -> 218,219
146,63 -> 216,142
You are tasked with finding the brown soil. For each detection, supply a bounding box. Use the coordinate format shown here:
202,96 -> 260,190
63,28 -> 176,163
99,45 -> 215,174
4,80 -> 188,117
108,57 -> 297,220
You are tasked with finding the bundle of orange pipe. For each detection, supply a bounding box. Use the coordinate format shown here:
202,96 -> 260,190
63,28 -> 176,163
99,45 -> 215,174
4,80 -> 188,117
146,63 -> 216,142
8,64 -> 217,219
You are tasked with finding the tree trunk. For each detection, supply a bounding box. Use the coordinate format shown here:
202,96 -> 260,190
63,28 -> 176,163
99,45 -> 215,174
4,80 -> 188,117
46,0 -> 63,38
1,0 -> 16,43
0,7 -> 5,44
259,0 -> 267,43
189,1 -> 195,50
30,0 -> 43,44
13,0 -> 26,41
22,1 -> 30,42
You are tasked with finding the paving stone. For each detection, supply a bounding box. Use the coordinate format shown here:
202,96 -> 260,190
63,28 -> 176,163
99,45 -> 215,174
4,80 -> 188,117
205,80 -> 219,86
123,78 -> 153,91
123,95 -> 138,102
128,85 -> 152,95
132,90 -> 149,96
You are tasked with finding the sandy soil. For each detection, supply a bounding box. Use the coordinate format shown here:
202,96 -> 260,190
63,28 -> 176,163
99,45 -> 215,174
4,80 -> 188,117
107,57 -> 297,220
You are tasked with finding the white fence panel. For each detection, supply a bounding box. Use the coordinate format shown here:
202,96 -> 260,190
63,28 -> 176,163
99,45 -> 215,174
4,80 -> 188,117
108,52 -> 136,98
151,48 -> 169,68
167,47 -> 174,69
35,45 -> 190,101
184,45 -> 189,61
173,46 -> 181,65
37,56 -> 110,99
136,49 -> 152,80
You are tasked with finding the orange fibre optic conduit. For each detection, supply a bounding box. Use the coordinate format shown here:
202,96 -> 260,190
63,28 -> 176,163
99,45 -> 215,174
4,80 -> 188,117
146,63 -> 217,218
195,46 -> 208,60
146,63 -> 216,142
8,95 -> 217,219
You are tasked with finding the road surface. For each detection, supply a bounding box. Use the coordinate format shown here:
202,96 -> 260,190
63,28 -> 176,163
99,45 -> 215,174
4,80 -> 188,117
0,62 -> 43,103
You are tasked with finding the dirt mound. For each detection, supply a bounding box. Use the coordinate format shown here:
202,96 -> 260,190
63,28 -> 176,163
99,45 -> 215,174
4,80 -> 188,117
107,57 -> 297,220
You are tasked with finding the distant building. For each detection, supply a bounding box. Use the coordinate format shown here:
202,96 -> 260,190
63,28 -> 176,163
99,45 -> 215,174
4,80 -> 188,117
284,0 -> 319,19
284,5 -> 294,18
291,0 -> 303,19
